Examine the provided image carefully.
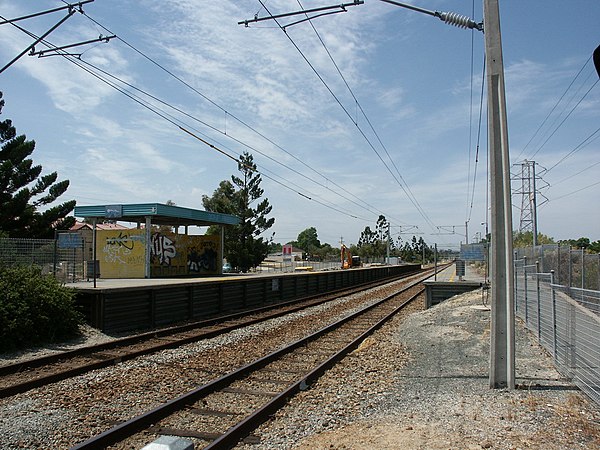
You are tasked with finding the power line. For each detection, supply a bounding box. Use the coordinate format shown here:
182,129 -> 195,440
252,0 -> 439,232
80,11 -> 404,224
546,125 -> 600,174
528,78 -> 599,160
551,159 -> 600,187
514,56 -> 593,162
549,179 -> 600,202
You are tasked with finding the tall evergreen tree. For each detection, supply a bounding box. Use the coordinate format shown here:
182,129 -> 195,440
202,152 -> 274,272
296,227 -> 321,259
0,92 -> 75,238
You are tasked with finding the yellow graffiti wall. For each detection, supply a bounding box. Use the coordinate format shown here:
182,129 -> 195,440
150,233 -> 220,277
97,229 -> 146,278
96,230 -> 221,278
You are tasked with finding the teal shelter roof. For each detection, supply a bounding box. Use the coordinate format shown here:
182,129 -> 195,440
74,203 -> 240,227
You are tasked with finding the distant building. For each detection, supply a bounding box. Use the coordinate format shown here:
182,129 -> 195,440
70,221 -> 130,261
266,247 -> 304,263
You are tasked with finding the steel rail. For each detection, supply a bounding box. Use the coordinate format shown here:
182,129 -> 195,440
70,274 -> 429,449
206,288 -> 424,449
0,268 -> 428,398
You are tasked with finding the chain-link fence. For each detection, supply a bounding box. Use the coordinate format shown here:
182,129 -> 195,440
0,235 -> 85,283
515,256 -> 600,405
515,244 -> 600,291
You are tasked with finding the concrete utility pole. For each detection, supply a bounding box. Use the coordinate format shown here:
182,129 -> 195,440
240,0 -> 515,389
484,0 -> 515,389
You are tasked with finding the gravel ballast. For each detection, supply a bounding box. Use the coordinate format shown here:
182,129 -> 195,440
239,289 -> 600,449
1,285 -> 599,449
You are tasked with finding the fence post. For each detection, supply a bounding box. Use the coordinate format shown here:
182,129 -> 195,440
514,251 -> 518,314
536,260 -> 541,341
551,270 -> 557,361
53,236 -> 58,278
568,298 -> 577,379
524,256 -> 529,325
557,245 -> 561,286
581,249 -> 585,295
568,248 -> 572,292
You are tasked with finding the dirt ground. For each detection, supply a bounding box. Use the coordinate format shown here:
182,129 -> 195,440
268,290 -> 600,450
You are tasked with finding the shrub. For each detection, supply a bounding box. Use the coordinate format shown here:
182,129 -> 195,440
0,265 -> 82,352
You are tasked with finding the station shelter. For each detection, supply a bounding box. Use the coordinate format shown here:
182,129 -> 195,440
73,203 -> 239,280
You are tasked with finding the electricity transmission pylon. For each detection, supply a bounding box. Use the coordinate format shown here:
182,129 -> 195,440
511,160 -> 548,247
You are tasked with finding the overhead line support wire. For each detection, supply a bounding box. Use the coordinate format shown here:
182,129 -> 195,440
0,10 -> 75,74
0,1 -> 93,26
7,14 -> 374,224
79,55 -> 383,220
377,0 -> 483,31
30,35 -> 115,58
81,10 -> 390,221
248,0 -> 438,231
238,1 -> 363,27
180,126 -> 365,219
295,0 -> 435,230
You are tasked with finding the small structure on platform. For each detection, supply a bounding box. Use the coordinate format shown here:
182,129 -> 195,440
424,261 -> 484,308
74,203 -> 239,281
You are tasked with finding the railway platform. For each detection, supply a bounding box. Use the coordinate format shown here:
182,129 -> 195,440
423,260 -> 486,308
69,264 -> 421,334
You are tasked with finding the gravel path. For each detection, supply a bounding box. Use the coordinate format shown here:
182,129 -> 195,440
239,289 -> 600,450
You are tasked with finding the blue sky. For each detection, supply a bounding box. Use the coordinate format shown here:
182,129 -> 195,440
1,1 -> 598,249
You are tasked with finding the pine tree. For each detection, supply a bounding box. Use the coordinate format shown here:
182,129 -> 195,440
0,92 -> 75,238
202,152 -> 274,272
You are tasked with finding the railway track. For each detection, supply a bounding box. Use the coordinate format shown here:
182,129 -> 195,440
0,268 -> 432,399
70,275 -> 427,449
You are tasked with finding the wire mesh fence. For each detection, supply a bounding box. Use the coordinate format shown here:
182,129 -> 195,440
0,235 -> 85,283
515,256 -> 600,405
515,244 -> 600,291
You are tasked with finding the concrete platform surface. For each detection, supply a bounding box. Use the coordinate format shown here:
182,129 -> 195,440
428,261 -> 486,284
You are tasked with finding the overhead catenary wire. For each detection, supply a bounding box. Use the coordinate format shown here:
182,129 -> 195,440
3,5 -> 393,225
466,55 -> 486,225
1,18 -> 376,223
464,0 -> 485,226
75,55 -> 390,223
80,10 -> 404,225
254,0 -> 439,232
295,0 -> 437,231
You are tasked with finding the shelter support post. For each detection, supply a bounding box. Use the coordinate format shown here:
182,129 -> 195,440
220,225 -> 225,274
145,216 -> 152,278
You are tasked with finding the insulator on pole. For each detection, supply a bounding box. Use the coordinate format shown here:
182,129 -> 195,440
437,11 -> 483,31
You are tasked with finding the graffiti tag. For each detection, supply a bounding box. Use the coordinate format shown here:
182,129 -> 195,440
151,233 -> 176,266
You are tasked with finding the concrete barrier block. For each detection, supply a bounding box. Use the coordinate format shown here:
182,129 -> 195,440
140,436 -> 194,450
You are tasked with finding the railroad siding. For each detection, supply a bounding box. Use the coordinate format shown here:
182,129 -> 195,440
76,265 -> 420,334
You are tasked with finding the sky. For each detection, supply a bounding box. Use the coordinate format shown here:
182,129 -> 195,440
0,1 -> 598,250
